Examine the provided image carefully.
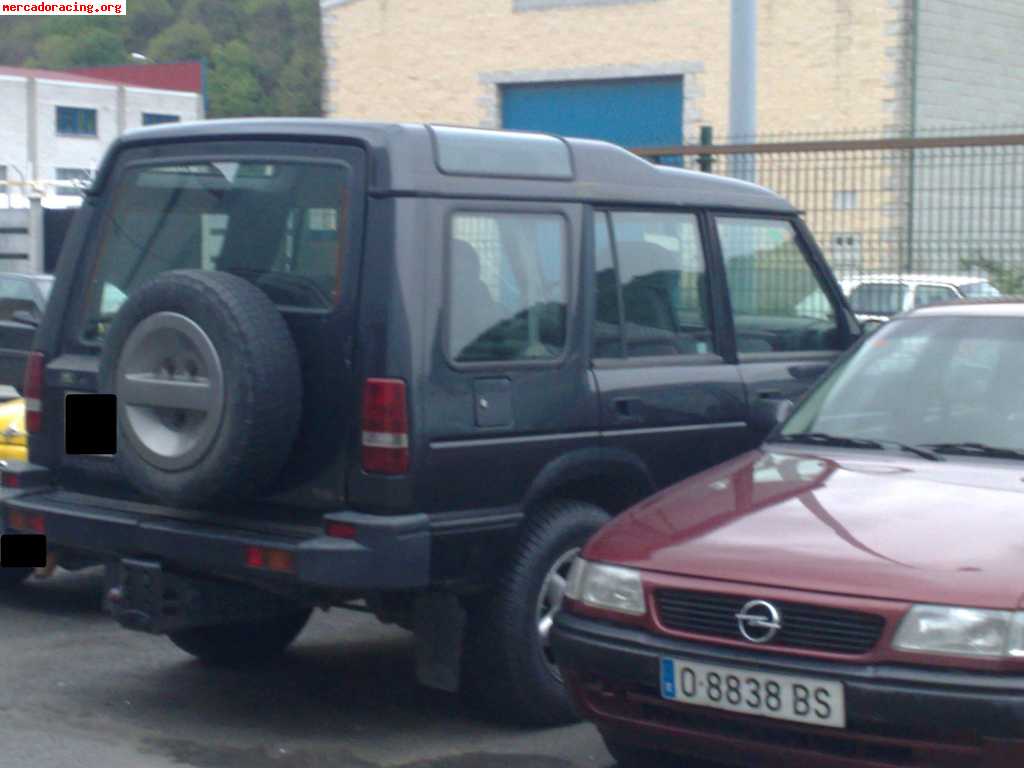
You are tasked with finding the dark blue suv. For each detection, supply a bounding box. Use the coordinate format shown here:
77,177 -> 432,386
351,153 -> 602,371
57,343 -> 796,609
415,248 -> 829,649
1,119 -> 861,726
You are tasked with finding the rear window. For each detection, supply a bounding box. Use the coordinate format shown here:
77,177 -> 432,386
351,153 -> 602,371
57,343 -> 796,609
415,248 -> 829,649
0,278 -> 37,321
848,283 -> 907,315
82,159 -> 350,341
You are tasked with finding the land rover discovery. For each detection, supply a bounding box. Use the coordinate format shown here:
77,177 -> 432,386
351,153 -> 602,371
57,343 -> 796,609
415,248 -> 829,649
0,120 -> 861,725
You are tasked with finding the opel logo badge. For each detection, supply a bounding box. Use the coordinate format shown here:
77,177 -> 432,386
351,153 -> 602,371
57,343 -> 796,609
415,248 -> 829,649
736,599 -> 782,643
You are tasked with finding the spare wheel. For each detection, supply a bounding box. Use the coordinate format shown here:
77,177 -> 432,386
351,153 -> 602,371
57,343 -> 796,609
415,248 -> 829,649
98,270 -> 302,507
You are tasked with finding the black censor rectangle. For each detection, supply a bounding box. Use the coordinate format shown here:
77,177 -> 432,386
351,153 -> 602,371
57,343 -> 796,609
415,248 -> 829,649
1,534 -> 46,568
65,393 -> 117,455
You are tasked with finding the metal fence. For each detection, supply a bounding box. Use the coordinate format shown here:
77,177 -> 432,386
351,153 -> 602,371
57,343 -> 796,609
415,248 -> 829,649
632,130 -> 1024,298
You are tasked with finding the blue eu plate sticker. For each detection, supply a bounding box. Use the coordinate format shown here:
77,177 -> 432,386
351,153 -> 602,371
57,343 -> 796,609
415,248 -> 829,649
660,658 -> 676,699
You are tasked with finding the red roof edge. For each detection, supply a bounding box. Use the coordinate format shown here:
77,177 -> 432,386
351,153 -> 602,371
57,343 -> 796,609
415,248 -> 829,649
69,61 -> 203,94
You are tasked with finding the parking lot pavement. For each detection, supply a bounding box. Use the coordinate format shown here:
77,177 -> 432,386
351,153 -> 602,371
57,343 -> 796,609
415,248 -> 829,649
0,569 -> 613,768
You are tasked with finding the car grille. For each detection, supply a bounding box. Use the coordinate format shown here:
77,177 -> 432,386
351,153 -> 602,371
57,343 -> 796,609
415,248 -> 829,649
654,589 -> 886,654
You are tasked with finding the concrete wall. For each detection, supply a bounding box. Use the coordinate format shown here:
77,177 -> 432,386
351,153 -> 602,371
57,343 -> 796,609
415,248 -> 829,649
906,1 -> 1024,272
35,79 -> 119,180
0,76 -> 30,183
321,0 -> 902,142
914,0 -> 1024,132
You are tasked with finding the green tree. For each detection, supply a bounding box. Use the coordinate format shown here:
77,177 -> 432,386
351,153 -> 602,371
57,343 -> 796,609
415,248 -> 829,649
147,20 -> 213,63
31,28 -> 127,68
127,0 -> 176,52
207,41 -> 265,117
275,48 -> 323,116
181,0 -> 242,42
0,0 -> 324,119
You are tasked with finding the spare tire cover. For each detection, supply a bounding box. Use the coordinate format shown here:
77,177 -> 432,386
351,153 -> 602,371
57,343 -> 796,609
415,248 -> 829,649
99,270 -> 303,507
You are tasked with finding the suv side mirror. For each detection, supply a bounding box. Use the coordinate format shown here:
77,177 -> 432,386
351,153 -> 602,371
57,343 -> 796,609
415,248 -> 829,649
11,309 -> 39,327
750,398 -> 795,433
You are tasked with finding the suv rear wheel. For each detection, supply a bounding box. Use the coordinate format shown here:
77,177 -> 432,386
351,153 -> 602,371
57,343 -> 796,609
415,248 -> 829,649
167,609 -> 312,666
461,499 -> 609,725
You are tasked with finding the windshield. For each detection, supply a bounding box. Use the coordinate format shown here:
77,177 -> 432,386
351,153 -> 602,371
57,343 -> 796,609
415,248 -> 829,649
780,315 -> 1024,452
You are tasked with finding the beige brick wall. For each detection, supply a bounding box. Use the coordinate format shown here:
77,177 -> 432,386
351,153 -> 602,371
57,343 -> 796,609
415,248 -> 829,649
321,0 -> 906,140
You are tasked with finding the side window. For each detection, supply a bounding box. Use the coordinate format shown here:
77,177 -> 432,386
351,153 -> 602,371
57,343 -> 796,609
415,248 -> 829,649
593,210 -> 713,358
848,283 -> 906,316
0,279 -> 37,321
448,212 -> 568,363
914,284 -> 958,308
716,217 -> 841,353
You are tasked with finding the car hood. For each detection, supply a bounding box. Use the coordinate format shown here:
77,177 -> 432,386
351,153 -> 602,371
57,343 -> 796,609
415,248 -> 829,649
586,448 -> 1024,609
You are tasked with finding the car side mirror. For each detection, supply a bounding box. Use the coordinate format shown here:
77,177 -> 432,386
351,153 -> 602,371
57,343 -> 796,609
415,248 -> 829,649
860,318 -> 884,335
750,398 -> 795,432
11,310 -> 39,327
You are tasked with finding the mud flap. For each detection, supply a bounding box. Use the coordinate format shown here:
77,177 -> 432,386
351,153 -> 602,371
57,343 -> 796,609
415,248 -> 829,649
413,592 -> 466,692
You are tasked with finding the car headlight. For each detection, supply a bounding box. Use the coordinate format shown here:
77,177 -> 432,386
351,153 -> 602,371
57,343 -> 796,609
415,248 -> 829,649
893,605 -> 1024,658
564,558 -> 646,616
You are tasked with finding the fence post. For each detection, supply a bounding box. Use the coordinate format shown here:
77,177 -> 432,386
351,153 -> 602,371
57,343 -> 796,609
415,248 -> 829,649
698,126 -> 714,173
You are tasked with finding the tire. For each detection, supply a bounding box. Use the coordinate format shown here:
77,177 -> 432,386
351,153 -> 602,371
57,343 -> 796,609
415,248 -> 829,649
461,499 -> 610,726
604,739 -> 686,768
0,568 -> 31,588
99,270 -> 302,507
168,609 -> 312,666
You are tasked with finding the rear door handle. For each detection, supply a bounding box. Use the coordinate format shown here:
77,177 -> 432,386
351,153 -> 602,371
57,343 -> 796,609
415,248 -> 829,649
757,390 -> 784,400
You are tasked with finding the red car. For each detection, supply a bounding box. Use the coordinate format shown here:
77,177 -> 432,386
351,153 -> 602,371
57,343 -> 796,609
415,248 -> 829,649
553,300 -> 1024,768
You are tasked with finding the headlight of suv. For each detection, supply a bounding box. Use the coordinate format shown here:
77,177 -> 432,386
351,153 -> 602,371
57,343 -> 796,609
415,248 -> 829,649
564,558 -> 646,616
893,605 -> 1024,658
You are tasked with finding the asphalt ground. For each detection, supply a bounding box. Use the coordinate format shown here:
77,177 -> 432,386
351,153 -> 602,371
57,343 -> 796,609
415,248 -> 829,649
0,568 -> 614,768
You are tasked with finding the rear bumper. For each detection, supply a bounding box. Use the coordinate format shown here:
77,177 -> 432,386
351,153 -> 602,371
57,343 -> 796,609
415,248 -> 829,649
1,474 -> 430,593
552,611 -> 1024,768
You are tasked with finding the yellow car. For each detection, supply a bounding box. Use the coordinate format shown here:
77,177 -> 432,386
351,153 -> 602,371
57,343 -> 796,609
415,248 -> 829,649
0,398 -> 27,461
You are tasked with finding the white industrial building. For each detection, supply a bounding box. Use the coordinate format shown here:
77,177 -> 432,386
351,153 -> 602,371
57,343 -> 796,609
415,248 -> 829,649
0,65 -> 204,208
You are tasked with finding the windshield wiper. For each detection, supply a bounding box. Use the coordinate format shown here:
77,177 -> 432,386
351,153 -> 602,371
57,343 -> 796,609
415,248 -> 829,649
776,433 -> 943,461
921,442 -> 1024,461
774,432 -> 884,449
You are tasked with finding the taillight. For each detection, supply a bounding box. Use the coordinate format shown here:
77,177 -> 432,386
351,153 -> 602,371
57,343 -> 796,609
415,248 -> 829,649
244,545 -> 294,574
325,520 -> 357,539
23,352 -> 44,433
361,378 -> 409,474
7,509 -> 45,533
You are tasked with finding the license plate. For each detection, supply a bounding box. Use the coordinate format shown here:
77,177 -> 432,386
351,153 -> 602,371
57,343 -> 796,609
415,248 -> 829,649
660,657 -> 846,729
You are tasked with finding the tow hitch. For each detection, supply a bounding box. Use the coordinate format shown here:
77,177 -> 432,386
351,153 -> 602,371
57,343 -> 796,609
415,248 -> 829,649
104,558 -> 304,634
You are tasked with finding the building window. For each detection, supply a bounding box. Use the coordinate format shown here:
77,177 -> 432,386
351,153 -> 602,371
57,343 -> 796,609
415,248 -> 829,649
56,107 -> 97,136
142,113 -> 180,126
832,190 -> 858,210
